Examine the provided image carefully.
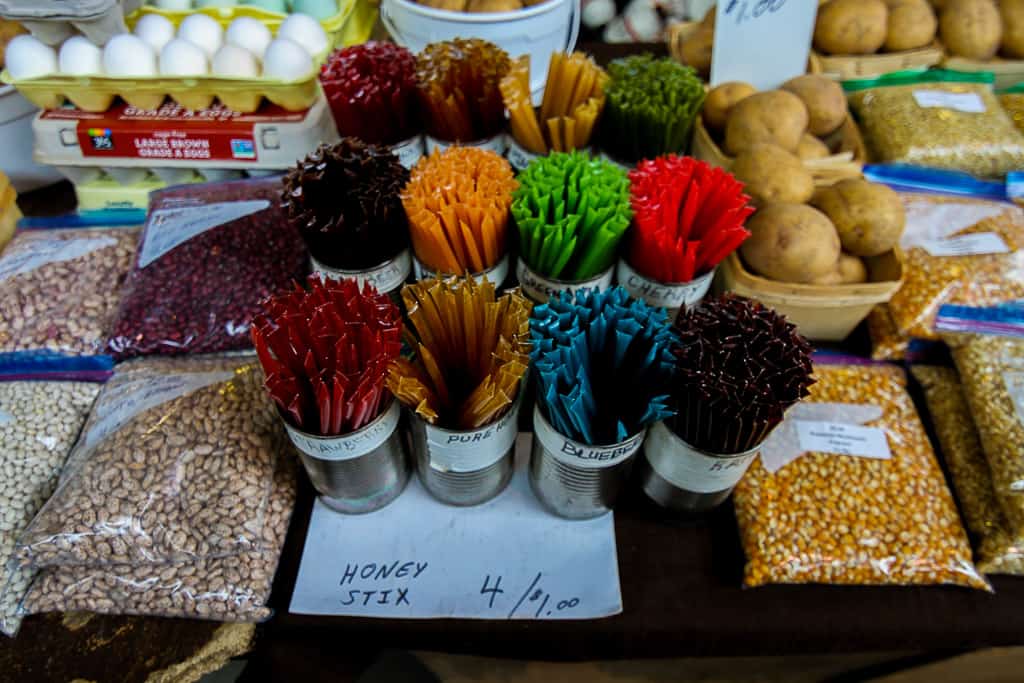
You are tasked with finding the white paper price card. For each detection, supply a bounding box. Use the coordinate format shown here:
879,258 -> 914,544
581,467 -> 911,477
921,232 -> 1010,257
711,0 -> 817,90
289,435 -> 623,620
795,420 -> 892,460
913,90 -> 986,114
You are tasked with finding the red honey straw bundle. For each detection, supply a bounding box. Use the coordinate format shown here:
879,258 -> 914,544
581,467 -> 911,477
628,155 -> 754,283
252,276 -> 403,436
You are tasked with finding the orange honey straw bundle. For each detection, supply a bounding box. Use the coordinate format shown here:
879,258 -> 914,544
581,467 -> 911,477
402,146 -> 517,274
500,52 -> 608,154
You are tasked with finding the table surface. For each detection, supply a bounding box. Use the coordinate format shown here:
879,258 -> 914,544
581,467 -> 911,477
7,42 -> 1024,679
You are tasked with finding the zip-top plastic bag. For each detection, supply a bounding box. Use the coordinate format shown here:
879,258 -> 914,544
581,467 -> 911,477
846,70 -> 1024,179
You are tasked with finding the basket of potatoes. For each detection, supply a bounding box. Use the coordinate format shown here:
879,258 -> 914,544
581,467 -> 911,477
718,179 -> 905,342
813,0 -> 943,80
940,0 -> 1024,89
693,75 -> 865,188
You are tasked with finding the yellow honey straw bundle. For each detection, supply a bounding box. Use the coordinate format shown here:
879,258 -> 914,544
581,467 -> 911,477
402,146 -> 517,274
500,52 -> 609,154
387,276 -> 531,429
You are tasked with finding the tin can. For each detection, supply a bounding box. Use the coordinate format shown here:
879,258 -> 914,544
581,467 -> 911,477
529,406 -> 646,519
615,258 -> 715,319
515,259 -> 614,305
284,400 -> 410,514
391,134 -> 425,169
311,248 -> 412,301
408,393 -> 521,506
412,252 -> 511,289
640,420 -> 760,514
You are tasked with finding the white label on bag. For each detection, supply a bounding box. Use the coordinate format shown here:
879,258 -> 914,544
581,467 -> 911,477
312,249 -> 411,294
412,253 -> 509,288
393,136 -> 425,169
139,200 -> 270,268
425,403 -> 519,473
1005,371 -> 1024,427
506,137 -> 540,171
425,134 -> 507,156
794,420 -> 891,460
645,421 -> 756,493
615,259 -> 713,311
0,409 -> 13,426
534,409 -> 644,470
921,232 -> 1011,257
913,90 -> 986,113
515,260 -> 613,303
83,371 -> 235,450
0,235 -> 117,283
286,401 -> 400,462
900,200 -> 1012,248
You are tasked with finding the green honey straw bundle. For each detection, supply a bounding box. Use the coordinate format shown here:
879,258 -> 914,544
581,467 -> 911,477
511,150 -> 631,281
599,55 -> 706,163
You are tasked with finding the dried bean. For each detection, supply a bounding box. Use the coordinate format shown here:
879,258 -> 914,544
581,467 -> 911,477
107,178 -> 308,360
913,365 -> 1024,575
0,228 -> 138,357
734,363 -> 988,590
17,356 -> 286,567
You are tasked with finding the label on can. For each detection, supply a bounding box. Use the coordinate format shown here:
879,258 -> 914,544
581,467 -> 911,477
534,408 -> 645,470
412,253 -> 509,288
425,134 -> 507,156
0,235 -> 117,283
615,259 -> 714,312
425,403 -> 519,473
139,200 -> 270,268
393,135 -> 424,169
312,249 -> 411,294
505,137 -> 540,171
515,260 -> 613,304
286,401 -> 400,462
645,421 -> 758,494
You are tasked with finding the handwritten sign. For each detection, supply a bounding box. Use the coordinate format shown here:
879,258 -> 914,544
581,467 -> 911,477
710,1 -> 817,90
289,435 -> 622,620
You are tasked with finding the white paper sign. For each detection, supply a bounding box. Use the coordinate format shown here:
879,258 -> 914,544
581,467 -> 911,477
913,90 -> 986,114
139,200 -> 270,268
0,236 -> 117,283
921,232 -> 1010,257
289,435 -> 622,620
795,420 -> 892,460
0,409 -> 13,426
710,0 -> 817,90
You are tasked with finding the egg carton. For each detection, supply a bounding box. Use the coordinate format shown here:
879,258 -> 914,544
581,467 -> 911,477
0,0 -> 140,46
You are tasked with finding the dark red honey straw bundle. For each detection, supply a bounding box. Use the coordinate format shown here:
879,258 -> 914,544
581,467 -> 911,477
628,155 -> 753,283
252,276 -> 403,436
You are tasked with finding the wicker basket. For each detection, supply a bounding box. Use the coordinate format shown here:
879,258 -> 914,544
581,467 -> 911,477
943,56 -> 1024,90
716,251 -> 904,342
812,42 -> 944,81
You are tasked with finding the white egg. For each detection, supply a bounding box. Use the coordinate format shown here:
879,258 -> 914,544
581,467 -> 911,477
160,38 -> 209,76
134,14 -> 176,53
177,13 -> 224,58
153,0 -> 192,8
225,17 -> 272,59
5,35 -> 58,80
262,38 -> 313,80
102,34 -> 158,77
275,14 -> 327,57
212,44 -> 260,77
58,36 -> 103,75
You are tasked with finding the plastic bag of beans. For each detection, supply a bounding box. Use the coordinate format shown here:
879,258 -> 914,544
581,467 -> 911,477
0,377 -> 103,636
913,365 -> 1024,575
0,227 -> 139,367
734,360 -> 989,590
107,178 -> 308,360
16,356 -> 289,568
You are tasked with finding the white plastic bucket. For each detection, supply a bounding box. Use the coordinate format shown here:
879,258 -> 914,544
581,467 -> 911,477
0,86 -> 63,193
380,0 -> 580,104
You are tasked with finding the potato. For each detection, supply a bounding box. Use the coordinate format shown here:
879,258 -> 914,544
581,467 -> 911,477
740,204 -> 841,284
702,82 -> 756,132
732,144 -> 815,205
814,0 -> 888,55
837,252 -> 869,283
724,90 -> 808,154
809,270 -> 843,286
940,0 -> 1001,60
884,0 -> 937,51
1001,0 -> 1024,59
796,133 -> 831,160
679,26 -> 713,78
781,75 -> 847,137
811,179 -> 906,257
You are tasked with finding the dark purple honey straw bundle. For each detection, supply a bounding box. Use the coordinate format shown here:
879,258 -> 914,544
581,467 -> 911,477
670,294 -> 815,454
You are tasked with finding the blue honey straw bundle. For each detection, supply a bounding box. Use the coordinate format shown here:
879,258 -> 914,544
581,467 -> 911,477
529,286 -> 677,444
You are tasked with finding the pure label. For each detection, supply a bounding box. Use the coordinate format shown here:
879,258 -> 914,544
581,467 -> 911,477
515,260 -> 613,304
139,199 -> 270,268
425,402 -> 519,473
921,232 -> 1010,257
393,135 -> 425,169
913,90 -> 987,113
1005,371 -> 1024,427
286,401 -> 400,462
645,420 -> 757,493
534,407 -> 644,470
312,249 -> 411,294
412,253 -> 509,288
0,409 -> 13,426
0,236 -> 117,283
794,420 -> 891,460
615,259 -> 713,312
